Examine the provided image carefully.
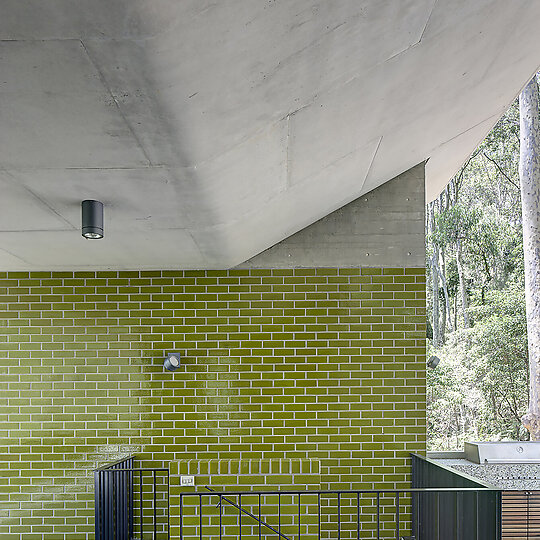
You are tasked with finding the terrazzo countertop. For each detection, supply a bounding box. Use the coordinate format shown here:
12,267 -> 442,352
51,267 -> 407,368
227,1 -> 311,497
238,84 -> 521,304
436,459 -> 540,490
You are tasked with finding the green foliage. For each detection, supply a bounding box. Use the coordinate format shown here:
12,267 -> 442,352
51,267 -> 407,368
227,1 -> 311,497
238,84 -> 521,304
427,336 -> 483,449
434,204 -> 480,247
469,284 -> 529,439
427,98 -> 529,449
428,282 -> 529,448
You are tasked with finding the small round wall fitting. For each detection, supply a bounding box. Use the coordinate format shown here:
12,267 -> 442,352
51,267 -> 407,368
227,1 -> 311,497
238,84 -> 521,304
81,200 -> 104,239
164,352 -> 181,372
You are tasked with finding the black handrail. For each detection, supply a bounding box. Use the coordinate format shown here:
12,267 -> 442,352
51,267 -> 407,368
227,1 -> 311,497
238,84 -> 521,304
95,457 -> 136,471
205,485 -> 293,540
184,486 -> 498,495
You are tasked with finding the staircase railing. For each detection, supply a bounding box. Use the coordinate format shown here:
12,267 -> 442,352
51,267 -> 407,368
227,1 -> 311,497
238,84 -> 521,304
178,486 -> 501,540
94,458 -> 501,539
205,485 -> 292,540
94,457 -> 169,539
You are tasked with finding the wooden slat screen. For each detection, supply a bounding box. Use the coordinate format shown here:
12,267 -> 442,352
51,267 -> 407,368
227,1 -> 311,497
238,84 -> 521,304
502,491 -> 540,539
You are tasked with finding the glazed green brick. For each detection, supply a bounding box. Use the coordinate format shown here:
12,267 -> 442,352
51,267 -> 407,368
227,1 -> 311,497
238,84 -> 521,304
0,267 -> 425,539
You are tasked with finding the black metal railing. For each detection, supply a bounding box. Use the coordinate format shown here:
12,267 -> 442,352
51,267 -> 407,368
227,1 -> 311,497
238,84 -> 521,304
94,457 -> 170,539
95,457 -> 134,540
205,486 -> 293,540
178,486 -> 501,540
411,453 -> 502,540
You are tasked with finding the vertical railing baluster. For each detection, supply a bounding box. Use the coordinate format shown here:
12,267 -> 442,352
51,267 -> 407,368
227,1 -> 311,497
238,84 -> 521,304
103,471 -> 106,540
110,467 -> 113,540
111,471 -> 113,540
94,471 -> 99,540
239,494 -> 242,540
179,494 -> 183,540
167,469 -> 170,540
115,466 -> 119,540
130,461 -> 133,540
108,471 -> 111,540
259,494 -> 262,540
113,469 -> 117,540
124,466 -> 127,540
129,466 -> 132,540
94,472 -> 98,540
395,492 -> 400,540
127,465 -> 130,540
106,470 -> 109,540
98,471 -> 101,540
153,471 -> 157,539
124,467 -> 127,540
104,471 -> 108,540
219,495 -> 222,540
120,468 -> 124,540
279,493 -> 281,539
298,493 -> 301,540
97,471 -> 101,540
100,471 -> 103,540
118,469 -> 121,540
318,492 -> 321,540
357,492 -> 360,540
122,467 -> 125,540
337,492 -> 340,540
199,494 -> 203,540
117,467 -> 120,540
377,492 -> 380,540
123,467 -> 126,540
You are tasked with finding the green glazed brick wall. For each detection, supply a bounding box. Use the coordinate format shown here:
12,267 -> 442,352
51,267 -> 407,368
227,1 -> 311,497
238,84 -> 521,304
0,267 -> 426,539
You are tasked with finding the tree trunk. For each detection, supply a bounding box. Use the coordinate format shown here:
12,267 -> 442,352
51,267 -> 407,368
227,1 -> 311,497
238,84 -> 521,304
439,250 -> 454,333
440,283 -> 446,343
454,407 -> 460,448
454,290 -> 458,330
438,192 -> 453,337
429,204 -> 441,346
520,75 -> 540,440
456,240 -> 470,328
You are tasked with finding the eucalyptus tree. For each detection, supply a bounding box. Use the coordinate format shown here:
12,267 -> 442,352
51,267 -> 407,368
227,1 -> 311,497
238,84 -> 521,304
519,75 -> 540,440
426,93 -> 527,448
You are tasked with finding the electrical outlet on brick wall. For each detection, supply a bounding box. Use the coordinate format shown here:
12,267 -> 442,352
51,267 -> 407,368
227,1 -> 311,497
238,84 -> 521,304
180,475 -> 195,487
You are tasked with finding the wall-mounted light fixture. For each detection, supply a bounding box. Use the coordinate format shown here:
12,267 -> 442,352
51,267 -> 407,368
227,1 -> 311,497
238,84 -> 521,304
81,200 -> 104,239
427,355 -> 440,369
164,352 -> 181,372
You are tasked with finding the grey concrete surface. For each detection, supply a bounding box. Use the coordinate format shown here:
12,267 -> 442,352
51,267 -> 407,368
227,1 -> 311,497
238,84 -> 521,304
437,459 -> 540,490
239,164 -> 425,268
1,2 -> 540,270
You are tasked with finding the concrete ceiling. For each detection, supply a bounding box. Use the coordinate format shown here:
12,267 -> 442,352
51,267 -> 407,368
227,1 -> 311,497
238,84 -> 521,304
1,0 -> 540,270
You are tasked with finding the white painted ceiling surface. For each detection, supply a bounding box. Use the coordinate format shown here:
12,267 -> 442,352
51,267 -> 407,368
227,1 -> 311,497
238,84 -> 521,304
1,0 -> 540,270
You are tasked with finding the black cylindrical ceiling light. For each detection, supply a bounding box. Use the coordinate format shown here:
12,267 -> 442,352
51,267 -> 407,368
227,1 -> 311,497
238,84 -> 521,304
81,200 -> 104,239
